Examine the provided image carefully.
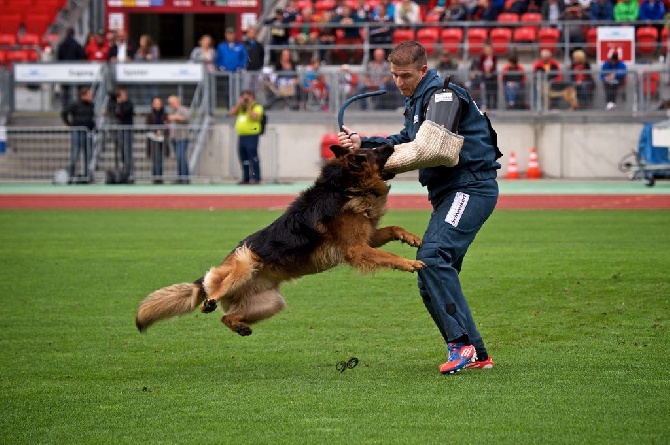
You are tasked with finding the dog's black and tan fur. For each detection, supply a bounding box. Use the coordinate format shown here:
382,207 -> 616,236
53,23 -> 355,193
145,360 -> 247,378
135,143 -> 424,336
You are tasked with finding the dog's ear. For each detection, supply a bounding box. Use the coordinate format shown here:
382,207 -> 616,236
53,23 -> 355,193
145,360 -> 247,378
375,143 -> 395,159
346,153 -> 368,171
329,144 -> 350,158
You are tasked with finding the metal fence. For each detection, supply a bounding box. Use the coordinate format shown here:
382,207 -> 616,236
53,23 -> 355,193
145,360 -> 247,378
0,124 -> 279,184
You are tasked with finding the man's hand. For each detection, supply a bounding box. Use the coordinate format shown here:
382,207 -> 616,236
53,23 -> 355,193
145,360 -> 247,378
338,125 -> 361,149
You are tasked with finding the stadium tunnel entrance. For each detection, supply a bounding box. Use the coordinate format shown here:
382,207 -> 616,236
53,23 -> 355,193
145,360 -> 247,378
126,13 -> 239,60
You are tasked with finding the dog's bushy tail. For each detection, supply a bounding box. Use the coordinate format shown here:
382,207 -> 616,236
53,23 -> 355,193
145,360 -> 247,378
135,279 -> 206,332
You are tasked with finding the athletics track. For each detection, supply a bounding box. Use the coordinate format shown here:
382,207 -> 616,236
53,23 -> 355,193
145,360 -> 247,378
0,180 -> 669,210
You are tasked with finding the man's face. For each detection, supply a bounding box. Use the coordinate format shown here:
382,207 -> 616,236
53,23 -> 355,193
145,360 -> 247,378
390,62 -> 427,97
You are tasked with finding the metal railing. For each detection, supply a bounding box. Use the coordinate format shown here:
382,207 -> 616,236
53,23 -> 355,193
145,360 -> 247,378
0,123 -> 279,184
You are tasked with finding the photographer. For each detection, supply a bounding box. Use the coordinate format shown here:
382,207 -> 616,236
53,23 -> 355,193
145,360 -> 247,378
230,90 -> 264,184
113,86 -> 135,182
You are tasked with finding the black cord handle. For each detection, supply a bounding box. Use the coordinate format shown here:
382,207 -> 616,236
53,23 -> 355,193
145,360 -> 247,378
337,90 -> 387,131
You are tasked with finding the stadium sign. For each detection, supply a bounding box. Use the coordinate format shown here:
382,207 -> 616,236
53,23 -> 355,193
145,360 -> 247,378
115,63 -> 204,83
13,63 -> 104,83
597,26 -> 635,64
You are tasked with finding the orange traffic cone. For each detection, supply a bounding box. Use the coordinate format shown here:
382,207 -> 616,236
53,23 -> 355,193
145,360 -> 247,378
505,151 -> 520,179
526,147 -> 542,179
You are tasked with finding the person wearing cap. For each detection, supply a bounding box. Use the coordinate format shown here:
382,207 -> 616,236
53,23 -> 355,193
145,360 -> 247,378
264,8 -> 294,64
216,27 -> 247,73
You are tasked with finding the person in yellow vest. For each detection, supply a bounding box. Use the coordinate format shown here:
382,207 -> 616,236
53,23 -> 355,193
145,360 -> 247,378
230,90 -> 264,184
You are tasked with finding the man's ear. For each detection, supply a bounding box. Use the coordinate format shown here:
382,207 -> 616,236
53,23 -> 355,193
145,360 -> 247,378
330,144 -> 350,158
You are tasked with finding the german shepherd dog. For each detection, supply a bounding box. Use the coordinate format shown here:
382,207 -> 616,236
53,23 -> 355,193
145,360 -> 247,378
135,143 -> 425,336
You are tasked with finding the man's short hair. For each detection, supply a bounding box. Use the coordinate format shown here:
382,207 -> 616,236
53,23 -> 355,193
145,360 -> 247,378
388,41 -> 427,68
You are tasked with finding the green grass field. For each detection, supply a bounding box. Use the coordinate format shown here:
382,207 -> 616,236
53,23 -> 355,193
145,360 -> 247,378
0,209 -> 668,444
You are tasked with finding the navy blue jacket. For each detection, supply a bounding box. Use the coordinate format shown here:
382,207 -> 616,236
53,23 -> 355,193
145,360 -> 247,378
361,68 -> 501,203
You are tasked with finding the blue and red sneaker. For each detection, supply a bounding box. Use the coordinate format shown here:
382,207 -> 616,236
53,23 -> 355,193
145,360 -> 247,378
439,343 -> 477,374
465,356 -> 495,370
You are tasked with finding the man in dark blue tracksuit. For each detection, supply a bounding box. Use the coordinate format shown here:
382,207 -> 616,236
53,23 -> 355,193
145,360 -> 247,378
340,41 -> 501,374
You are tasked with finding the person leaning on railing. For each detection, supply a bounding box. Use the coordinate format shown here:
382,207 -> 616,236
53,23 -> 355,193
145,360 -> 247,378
61,86 -> 95,184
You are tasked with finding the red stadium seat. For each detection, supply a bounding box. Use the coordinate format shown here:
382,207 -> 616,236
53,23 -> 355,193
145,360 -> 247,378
586,27 -> 598,55
538,27 -> 560,53
642,71 -> 660,99
0,14 -> 22,35
497,12 -> 519,24
513,26 -> 537,43
392,28 -> 415,46
18,33 -> 41,47
314,0 -> 336,13
320,132 -> 341,160
440,27 -> 463,56
489,27 -> 512,55
424,11 -> 442,23
417,27 -> 439,55
0,33 -> 17,46
636,26 -> 658,55
520,12 -> 542,33
0,50 -> 6,67
466,28 -> 488,55
23,14 -> 52,35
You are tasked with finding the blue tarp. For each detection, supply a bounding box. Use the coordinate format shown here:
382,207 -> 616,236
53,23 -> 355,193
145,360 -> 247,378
637,123 -> 670,178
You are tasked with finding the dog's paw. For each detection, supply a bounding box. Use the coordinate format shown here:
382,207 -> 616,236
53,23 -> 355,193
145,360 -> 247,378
409,260 -> 425,272
201,299 -> 217,313
235,325 -> 253,336
401,233 -> 422,248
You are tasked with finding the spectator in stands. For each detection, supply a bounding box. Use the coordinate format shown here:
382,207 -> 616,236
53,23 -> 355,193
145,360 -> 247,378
61,86 -> 95,183
441,2 -> 469,21
108,29 -> 137,63
190,34 -> 217,73
480,0 -> 505,22
532,49 -> 562,81
477,44 -> 498,110
560,1 -> 587,47
84,30 -> 110,62
570,49 -> 594,108
166,95 -> 191,183
231,90 -> 264,184
533,48 -> 564,108
614,0 -> 639,22
639,0 -> 666,39
299,57 -> 322,110
271,48 -> 299,109
284,0 -> 301,21
541,0 -> 567,26
590,0 -> 614,21
264,8 -> 294,64
113,86 -> 135,182
368,4 -> 394,51
135,34 -> 160,62
331,4 -> 365,63
354,0 -> 374,20
57,27 -> 86,111
317,10 -> 337,64
135,34 -> 160,106
145,96 -> 168,184
244,27 -> 265,91
290,6 -> 320,64
601,51 -> 626,110
436,51 -> 458,75
507,0 -> 530,14
394,0 -> 422,27
501,55 -> 527,109
355,48 -> 390,109
374,0 -> 396,20
216,27 -> 247,73
339,64 -> 360,98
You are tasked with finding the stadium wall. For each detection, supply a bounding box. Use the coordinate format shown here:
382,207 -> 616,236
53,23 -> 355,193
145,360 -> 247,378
201,121 -> 642,180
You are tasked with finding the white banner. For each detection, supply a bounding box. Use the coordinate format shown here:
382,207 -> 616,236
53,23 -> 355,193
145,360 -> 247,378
14,63 -> 104,83
115,63 -> 204,83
